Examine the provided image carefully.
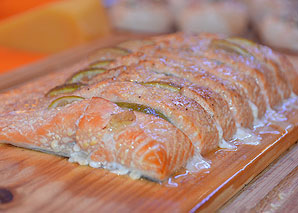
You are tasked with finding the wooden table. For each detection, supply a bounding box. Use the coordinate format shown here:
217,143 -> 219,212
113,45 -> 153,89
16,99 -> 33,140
0,34 -> 297,212
220,143 -> 297,212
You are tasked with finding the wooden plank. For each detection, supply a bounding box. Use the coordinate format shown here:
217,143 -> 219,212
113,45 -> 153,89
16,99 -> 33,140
219,143 -> 298,212
0,38 -> 297,212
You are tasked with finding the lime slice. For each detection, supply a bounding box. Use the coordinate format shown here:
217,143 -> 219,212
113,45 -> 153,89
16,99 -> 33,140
48,96 -> 85,109
226,37 -> 258,48
89,47 -> 130,62
210,39 -> 253,58
139,81 -> 181,92
117,39 -> 155,51
115,102 -> 170,122
226,37 -> 274,72
89,60 -> 113,68
107,111 -> 136,131
45,83 -> 83,97
67,68 -> 106,84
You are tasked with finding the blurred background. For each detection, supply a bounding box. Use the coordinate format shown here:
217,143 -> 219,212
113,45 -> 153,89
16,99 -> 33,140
0,0 -> 297,73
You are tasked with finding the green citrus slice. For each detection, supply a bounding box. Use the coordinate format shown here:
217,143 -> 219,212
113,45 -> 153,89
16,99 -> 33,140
139,81 -> 181,92
45,83 -> 83,97
226,37 -> 258,48
115,102 -> 170,122
117,39 -> 155,51
67,68 -> 106,83
48,96 -> 85,109
210,39 -> 253,58
89,47 -> 130,61
107,111 -> 136,131
89,60 -> 113,68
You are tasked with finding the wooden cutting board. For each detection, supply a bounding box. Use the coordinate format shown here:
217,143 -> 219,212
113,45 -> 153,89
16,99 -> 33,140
0,36 -> 297,212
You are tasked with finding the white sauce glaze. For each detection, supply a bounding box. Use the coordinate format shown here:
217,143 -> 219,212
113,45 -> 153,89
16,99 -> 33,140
186,151 -> 211,173
219,139 -> 237,149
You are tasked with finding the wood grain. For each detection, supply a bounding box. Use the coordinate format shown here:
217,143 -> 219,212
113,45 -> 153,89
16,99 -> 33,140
219,143 -> 298,213
0,37 -> 297,212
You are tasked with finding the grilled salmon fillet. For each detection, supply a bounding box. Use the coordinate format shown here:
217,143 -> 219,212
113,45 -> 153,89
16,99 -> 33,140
0,97 -> 193,180
0,33 -> 297,181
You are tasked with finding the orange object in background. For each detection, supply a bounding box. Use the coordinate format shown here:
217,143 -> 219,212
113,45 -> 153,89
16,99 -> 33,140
0,0 -> 60,20
0,0 -> 53,73
0,0 -> 110,73
0,0 -> 110,53
0,47 -> 46,73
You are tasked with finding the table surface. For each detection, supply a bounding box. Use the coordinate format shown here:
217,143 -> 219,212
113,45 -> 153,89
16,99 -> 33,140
219,143 -> 297,213
0,34 -> 297,212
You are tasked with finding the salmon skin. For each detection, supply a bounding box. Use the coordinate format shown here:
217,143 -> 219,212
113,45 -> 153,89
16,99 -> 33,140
0,33 -> 297,181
